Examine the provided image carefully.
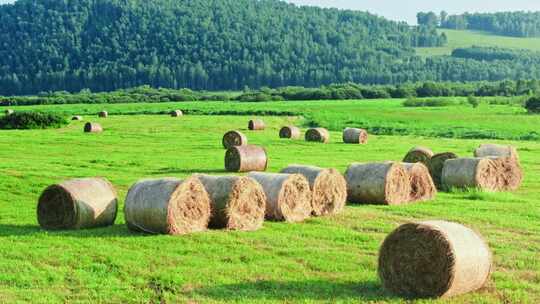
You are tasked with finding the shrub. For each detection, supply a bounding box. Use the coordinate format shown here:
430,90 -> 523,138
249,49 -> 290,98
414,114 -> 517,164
403,98 -> 457,107
0,112 -> 68,129
467,95 -> 480,108
525,96 -> 540,113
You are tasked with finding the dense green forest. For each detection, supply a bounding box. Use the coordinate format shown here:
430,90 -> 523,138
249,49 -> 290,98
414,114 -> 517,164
1,0 -> 540,95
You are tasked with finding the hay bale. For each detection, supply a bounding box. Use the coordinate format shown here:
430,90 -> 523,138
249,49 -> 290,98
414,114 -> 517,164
248,119 -> 265,130
248,172 -> 312,222
84,122 -> 103,133
279,126 -> 301,139
428,152 -> 458,188
222,130 -> 248,149
342,128 -> 368,144
402,162 -> 437,202
98,111 -> 108,118
280,165 -> 346,216
474,144 -> 519,161
378,220 -> 492,298
71,116 -> 83,121
124,177 -> 211,235
37,177 -> 118,230
441,158 -> 499,191
5,109 -> 14,115
489,157 -> 523,191
170,110 -> 183,117
225,145 -> 267,172
305,128 -> 330,143
345,162 -> 410,205
196,175 -> 266,231
403,146 -> 434,165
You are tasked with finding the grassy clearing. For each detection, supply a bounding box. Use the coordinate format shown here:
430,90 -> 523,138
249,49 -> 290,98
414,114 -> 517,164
0,106 -> 539,303
416,29 -> 540,57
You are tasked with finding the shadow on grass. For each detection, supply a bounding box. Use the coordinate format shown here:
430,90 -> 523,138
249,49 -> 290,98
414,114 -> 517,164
0,224 -> 144,238
194,279 -> 397,302
150,167 -> 228,175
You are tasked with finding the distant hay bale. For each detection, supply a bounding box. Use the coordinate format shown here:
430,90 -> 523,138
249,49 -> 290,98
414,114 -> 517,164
248,119 -> 265,130
5,109 -> 14,115
280,165 -> 346,216
225,145 -> 267,172
378,220 -> 492,298
222,130 -> 248,149
345,162 -> 410,205
170,110 -> 183,117
402,162 -> 437,202
37,177 -> 118,230
487,157 -> 523,191
197,175 -> 266,231
279,126 -> 301,139
248,172 -> 312,222
342,128 -> 368,144
474,144 -> 519,161
305,128 -> 330,143
124,177 -> 211,235
84,122 -> 103,133
441,158 -> 499,191
98,111 -> 108,118
403,146 -> 434,165
428,152 -> 458,188
71,116 -> 83,121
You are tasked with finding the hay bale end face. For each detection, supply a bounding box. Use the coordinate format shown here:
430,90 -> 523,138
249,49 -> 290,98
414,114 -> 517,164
279,126 -> 301,139
98,111 -> 108,118
305,128 -> 330,143
442,158 -> 499,191
403,146 -> 434,165
84,122 -> 103,133
124,177 -> 211,235
280,165 -> 346,216
197,175 -> 266,231
379,220 -> 492,298
222,130 -> 248,149
37,177 -> 118,230
71,116 -> 83,121
170,110 -> 183,117
402,162 -> 437,202
342,128 -> 368,144
248,172 -> 312,222
345,162 -> 410,205
428,152 -> 458,188
248,119 -> 265,131
489,157 -> 523,191
225,145 -> 267,172
474,144 -> 519,161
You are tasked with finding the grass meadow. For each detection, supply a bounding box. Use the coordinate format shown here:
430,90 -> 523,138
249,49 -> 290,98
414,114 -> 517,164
0,100 -> 539,303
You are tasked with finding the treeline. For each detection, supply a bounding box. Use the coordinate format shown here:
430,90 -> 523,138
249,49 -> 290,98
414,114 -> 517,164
0,0 -> 445,95
2,80 -> 539,107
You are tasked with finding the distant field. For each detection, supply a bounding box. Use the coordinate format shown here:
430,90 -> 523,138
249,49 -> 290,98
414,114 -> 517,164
0,104 -> 539,302
416,29 -> 540,57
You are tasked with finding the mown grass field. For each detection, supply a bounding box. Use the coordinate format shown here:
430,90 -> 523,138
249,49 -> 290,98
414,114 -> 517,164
0,100 -> 539,303
415,29 -> 540,57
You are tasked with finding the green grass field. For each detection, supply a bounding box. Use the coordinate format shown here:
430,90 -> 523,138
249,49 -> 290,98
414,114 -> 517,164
0,101 -> 539,303
415,29 -> 540,57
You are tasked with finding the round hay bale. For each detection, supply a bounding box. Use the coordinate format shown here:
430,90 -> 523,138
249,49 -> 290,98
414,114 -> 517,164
225,145 -> 267,172
5,109 -> 14,115
71,116 -> 83,121
279,126 -> 301,139
378,220 -> 492,298
489,157 -> 523,191
279,165 -> 346,216
170,110 -> 183,117
37,177 -> 118,230
403,146 -> 434,165
345,162 -> 410,205
84,122 -> 103,133
474,144 -> 519,161
248,119 -> 265,131
342,128 -> 368,144
428,152 -> 458,188
441,158 -> 499,191
305,128 -> 330,143
196,175 -> 266,231
124,177 -> 211,235
401,162 -> 437,202
222,130 -> 248,149
98,111 -> 108,118
248,172 -> 312,222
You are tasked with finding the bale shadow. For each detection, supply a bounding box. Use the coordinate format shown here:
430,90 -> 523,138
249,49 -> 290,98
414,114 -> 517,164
194,279 -> 397,302
0,224 -> 142,238
151,167 -> 228,175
